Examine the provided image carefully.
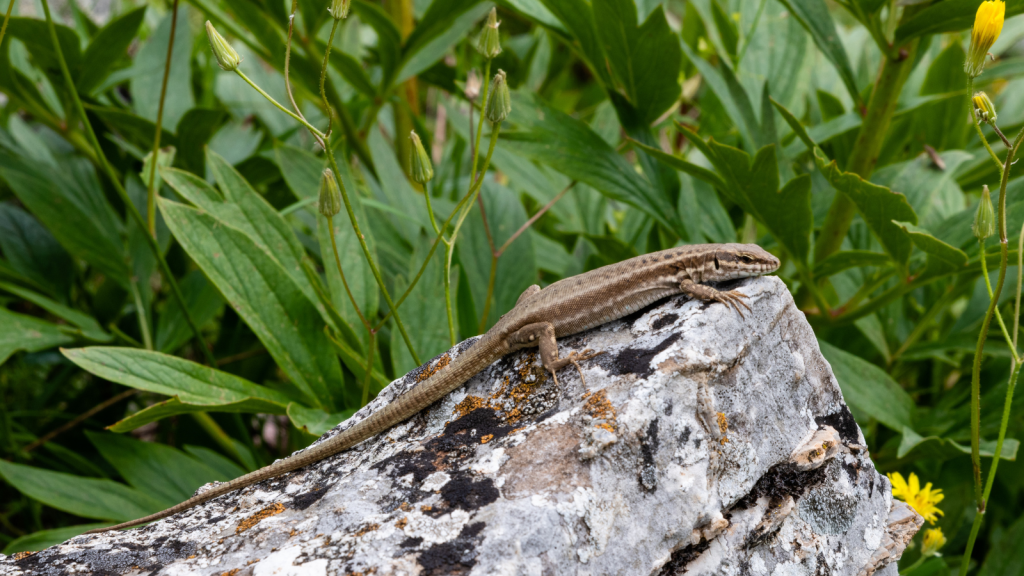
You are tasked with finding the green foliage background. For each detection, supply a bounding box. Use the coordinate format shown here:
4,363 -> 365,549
0,0 -> 1021,572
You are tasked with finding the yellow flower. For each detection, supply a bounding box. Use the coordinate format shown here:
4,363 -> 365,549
888,472 -> 945,524
921,528 -> 947,557
965,0 -> 1005,77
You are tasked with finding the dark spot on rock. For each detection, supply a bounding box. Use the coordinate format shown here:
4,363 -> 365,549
401,536 -> 424,548
206,515 -> 227,524
639,418 -> 660,491
418,522 -> 486,575
732,462 -> 828,511
439,477 -> 500,511
652,313 -> 678,331
613,333 -> 681,378
679,426 -> 691,445
664,401 -> 673,416
372,446 -> 437,484
815,405 -> 859,445
291,486 -> 329,511
435,407 -> 514,451
658,537 -> 710,575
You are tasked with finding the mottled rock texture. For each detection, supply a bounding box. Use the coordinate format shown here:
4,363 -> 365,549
0,276 -> 921,576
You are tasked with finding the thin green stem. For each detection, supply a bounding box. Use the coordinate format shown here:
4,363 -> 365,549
479,255 -> 498,334
979,241 -> 1019,362
235,69 -> 325,140
968,77 -> 1004,173
320,19 -> 340,138
1015,221 -> 1023,351
361,330 -> 376,406
891,285 -> 960,362
327,215 -> 370,330
146,0 -> 178,237
0,0 -> 16,48
470,60 -> 492,186
423,180 -> 442,237
129,279 -> 154,350
735,0 -> 768,65
444,249 -> 456,345
190,413 -> 249,468
39,0 -> 214,366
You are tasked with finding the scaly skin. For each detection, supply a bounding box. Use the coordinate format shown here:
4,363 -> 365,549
86,243 -> 779,534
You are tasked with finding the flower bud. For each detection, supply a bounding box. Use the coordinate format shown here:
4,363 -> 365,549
409,131 -> 433,184
206,21 -> 241,71
973,91 -> 997,124
476,7 -> 502,59
329,0 -> 350,20
974,185 -> 995,240
921,528 -> 947,558
485,70 -> 511,124
318,168 -> 342,218
965,0 -> 1005,78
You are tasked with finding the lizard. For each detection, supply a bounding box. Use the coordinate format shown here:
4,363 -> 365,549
85,242 -> 779,534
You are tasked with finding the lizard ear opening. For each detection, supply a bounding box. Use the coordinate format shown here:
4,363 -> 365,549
713,255 -> 720,270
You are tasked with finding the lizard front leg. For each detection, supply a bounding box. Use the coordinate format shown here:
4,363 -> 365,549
507,322 -> 603,386
679,278 -> 751,316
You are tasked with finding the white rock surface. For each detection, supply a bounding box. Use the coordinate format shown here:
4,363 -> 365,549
0,276 -> 922,576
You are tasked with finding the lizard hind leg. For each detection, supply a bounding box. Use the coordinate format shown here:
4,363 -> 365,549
507,322 -> 604,386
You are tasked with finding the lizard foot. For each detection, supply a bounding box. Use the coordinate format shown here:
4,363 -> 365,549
550,349 -> 606,387
715,290 -> 750,317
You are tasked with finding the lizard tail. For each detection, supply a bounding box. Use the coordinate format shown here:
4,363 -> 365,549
83,338 -> 505,535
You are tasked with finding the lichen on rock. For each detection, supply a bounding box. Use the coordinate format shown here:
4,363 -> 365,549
0,277 -> 921,576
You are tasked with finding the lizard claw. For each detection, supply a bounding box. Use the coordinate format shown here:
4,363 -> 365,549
716,290 -> 750,318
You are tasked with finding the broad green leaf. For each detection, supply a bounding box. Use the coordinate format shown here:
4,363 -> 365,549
979,514 -> 1024,576
392,241 -> 457,376
185,445 -> 247,479
0,308 -> 74,366
76,6 -> 146,95
814,148 -> 917,269
328,50 -> 377,98
130,7 -> 193,127
818,340 -> 914,431
915,43 -> 970,152
87,431 -> 233,507
873,151 -> 973,229
0,203 -> 73,300
159,199 -> 344,410
155,270 -> 225,353
175,108 -> 227,176
503,0 -> 564,30
501,92 -> 679,232
2,524 -> 110,555
593,0 -> 682,124
0,153 -> 130,286
776,0 -> 860,105
6,17 -> 81,74
324,327 -> 390,392
63,347 -> 291,407
814,250 -> 892,279
680,40 -> 763,150
896,0 -> 1024,45
107,397 -> 286,433
89,106 -> 178,153
352,0 -> 401,88
287,402 -> 355,436
0,460 -> 163,522
398,1 -> 490,83
629,138 -> 725,189
893,221 -> 969,274
537,0 -> 611,85
0,282 -> 110,342
897,426 -> 1018,462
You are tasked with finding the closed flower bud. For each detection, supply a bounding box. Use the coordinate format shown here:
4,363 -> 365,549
318,169 -> 342,218
485,70 -> 511,124
476,7 -> 502,59
974,91 -> 997,124
974,185 -> 995,240
409,131 -> 433,184
329,0 -> 350,20
205,21 -> 241,72
921,528 -> 946,558
965,0 -> 1004,78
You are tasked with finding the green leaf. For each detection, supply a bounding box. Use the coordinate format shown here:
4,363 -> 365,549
0,460 -> 163,522
398,1 -> 490,84
106,397 -> 285,433
328,50 -> 377,98
352,0 -> 401,88
873,151 -> 973,230
88,106 -> 178,154
175,108 -> 227,176
0,282 -> 110,342
895,0 -> 1024,45
628,138 -> 725,189
6,17 -> 81,74
537,0 -> 611,85
0,308 -> 74,366
817,340 -> 914,431
501,92 -> 680,232
680,40 -> 763,150
592,0 -> 682,124
87,431 -> 234,507
897,426 -> 1018,462
893,221 -> 969,274
0,153 -> 130,286
0,203 -> 73,300
391,240 -> 458,376
776,0 -> 860,105
286,402 -> 355,436
185,445 -> 247,479
979,513 -> 1024,576
130,6 -> 194,128
155,270 -> 224,353
76,6 -> 146,95
813,148 -> 917,269
813,250 -> 892,279
159,199 -> 344,410
2,524 -> 110,555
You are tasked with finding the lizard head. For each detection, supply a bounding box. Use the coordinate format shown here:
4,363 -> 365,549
707,243 -> 780,281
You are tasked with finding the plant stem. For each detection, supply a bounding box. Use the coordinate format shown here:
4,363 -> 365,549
20,389 -> 137,453
0,0 -> 16,48
362,330 -> 376,406
968,77 -> 1004,172
814,39 -> 920,264
1015,221 -> 1023,351
146,0 -> 178,238
235,69 -> 325,140
979,240 -> 1019,361
39,0 -> 215,366
470,60 -> 492,186
129,279 -> 154,350
319,19 -> 340,138
282,0 -> 325,150
479,255 -> 498,334
190,412 -> 249,468
423,180 -> 442,237
327,215 -> 370,330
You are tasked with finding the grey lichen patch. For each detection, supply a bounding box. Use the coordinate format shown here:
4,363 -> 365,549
0,278 -> 919,576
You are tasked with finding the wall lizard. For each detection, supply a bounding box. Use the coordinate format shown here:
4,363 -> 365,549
86,243 -> 779,534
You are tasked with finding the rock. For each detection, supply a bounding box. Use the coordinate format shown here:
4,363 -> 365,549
0,276 -> 922,576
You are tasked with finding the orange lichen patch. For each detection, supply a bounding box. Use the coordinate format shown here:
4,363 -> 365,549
289,529 -> 299,538
417,353 -> 451,382
220,569 -> 241,576
716,412 -> 730,445
353,523 -> 380,537
395,517 -> 408,529
420,505 -> 432,512
12,552 -> 36,561
236,503 -> 286,534
582,389 -> 617,432
399,502 -> 412,512
481,434 -> 494,444
453,395 -> 487,419
246,558 -> 261,565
